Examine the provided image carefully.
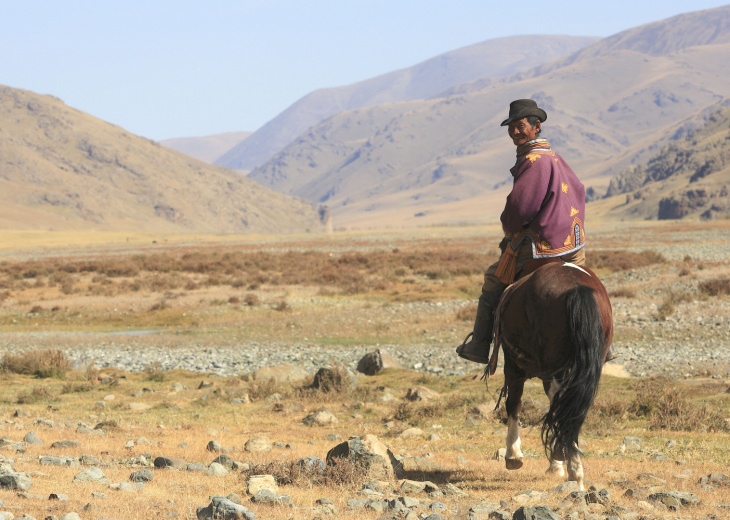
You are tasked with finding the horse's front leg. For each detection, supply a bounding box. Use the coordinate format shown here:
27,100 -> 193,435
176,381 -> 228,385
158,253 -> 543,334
504,375 -> 524,470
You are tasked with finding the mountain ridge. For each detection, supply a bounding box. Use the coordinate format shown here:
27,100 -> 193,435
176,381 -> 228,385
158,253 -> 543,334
245,5 -> 730,228
215,35 -> 599,171
0,86 -> 326,234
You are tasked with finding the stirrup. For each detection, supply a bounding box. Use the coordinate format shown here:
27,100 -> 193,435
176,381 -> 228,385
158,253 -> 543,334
455,332 -> 490,364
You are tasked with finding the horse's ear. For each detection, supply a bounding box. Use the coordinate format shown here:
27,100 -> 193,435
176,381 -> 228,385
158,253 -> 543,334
499,236 -> 510,254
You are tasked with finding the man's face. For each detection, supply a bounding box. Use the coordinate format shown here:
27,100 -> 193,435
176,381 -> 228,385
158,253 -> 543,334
507,118 -> 540,147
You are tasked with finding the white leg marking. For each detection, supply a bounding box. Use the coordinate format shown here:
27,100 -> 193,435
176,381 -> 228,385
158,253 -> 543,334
546,459 -> 565,477
506,416 -> 523,460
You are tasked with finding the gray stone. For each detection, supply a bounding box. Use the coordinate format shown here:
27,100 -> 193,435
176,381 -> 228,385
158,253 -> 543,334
326,434 -> 397,480
154,456 -> 187,469
39,456 -> 79,467
207,462 -> 228,476
244,436 -> 272,453
297,455 -> 326,473
206,440 -> 222,452
247,474 -> 278,495
623,436 -> 643,450
129,469 -> 153,482
0,472 -> 32,490
512,506 -> 560,520
110,482 -> 144,491
186,463 -> 206,472
356,349 -> 402,375
648,491 -> 701,507
303,410 -> 338,426
23,431 -> 43,446
73,467 -> 108,483
49,493 -> 69,500
250,489 -> 291,505
211,454 -> 235,469
50,440 -> 81,449
59,514 -> 81,520
196,496 -> 255,520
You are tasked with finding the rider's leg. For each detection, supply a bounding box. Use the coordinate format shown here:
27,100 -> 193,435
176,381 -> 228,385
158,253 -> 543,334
456,288 -> 503,364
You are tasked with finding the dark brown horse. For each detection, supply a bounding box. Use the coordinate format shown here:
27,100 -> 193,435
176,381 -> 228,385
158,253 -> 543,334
488,261 -> 613,490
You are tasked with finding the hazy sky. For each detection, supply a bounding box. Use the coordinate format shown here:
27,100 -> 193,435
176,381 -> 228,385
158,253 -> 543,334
2,1 -> 728,140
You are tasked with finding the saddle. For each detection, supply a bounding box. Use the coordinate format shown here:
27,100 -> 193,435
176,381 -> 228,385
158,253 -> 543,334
485,257 -> 563,377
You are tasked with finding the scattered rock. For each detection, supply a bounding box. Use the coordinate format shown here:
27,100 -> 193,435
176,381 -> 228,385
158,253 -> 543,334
356,349 -> 402,375
247,474 -> 278,496
196,496 -> 255,520
73,467 -> 108,484
326,434 -> 397,480
154,456 -> 187,470
129,469 -> 153,482
23,431 -> 43,446
244,436 -> 272,453
405,386 -> 440,401
303,410 -> 338,427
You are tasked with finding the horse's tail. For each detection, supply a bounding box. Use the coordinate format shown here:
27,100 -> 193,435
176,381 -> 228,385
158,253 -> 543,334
541,284 -> 604,461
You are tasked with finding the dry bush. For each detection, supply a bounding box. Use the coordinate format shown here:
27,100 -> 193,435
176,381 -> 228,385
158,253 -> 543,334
145,362 -> 166,382
630,377 -> 729,432
61,382 -> 93,394
299,363 -> 355,399
17,386 -> 55,404
246,378 -> 285,401
243,457 -> 366,488
608,287 -> 636,298
587,250 -> 667,272
1,349 -> 71,379
244,293 -> 260,306
455,304 -> 477,321
495,398 -> 549,427
698,277 -> 730,296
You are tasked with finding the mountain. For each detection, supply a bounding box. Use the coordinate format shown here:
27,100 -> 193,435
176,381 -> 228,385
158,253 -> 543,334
595,105 -> 730,221
246,5 -> 730,228
215,35 -> 599,171
0,86 -> 326,233
161,131 -> 251,163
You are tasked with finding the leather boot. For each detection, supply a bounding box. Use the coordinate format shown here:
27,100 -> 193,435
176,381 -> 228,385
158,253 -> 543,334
456,290 -> 502,364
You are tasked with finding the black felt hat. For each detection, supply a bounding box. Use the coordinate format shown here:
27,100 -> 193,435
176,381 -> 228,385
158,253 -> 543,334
500,99 -> 548,126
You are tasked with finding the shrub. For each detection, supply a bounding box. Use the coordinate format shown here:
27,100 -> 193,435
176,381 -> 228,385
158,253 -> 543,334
17,386 -> 55,404
587,250 -> 667,272
608,287 -> 636,298
630,377 -> 729,432
145,362 -> 166,382
456,304 -> 477,321
699,278 -> 730,297
2,349 -> 71,379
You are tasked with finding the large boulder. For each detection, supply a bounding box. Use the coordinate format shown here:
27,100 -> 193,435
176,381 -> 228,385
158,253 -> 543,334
326,434 -> 398,480
356,349 -> 402,376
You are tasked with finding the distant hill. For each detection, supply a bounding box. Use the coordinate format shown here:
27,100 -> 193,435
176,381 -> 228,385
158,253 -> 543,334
597,105 -> 730,221
245,5 -> 730,229
215,35 -> 599,171
161,131 -> 251,164
0,86 -> 326,233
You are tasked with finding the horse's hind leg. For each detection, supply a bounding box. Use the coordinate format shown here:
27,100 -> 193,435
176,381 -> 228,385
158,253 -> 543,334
567,449 -> 585,491
504,376 -> 525,470
543,378 -> 566,477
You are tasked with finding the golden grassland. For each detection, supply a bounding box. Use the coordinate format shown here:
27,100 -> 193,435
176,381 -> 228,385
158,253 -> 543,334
0,221 -> 729,519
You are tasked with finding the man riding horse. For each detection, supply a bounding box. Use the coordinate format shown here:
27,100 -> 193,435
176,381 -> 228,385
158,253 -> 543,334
457,98 -> 617,364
